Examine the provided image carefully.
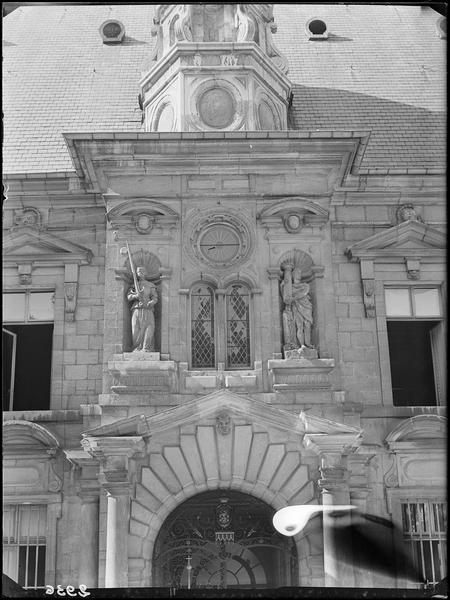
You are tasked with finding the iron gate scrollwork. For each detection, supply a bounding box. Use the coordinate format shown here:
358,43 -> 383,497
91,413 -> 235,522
152,491 -> 298,589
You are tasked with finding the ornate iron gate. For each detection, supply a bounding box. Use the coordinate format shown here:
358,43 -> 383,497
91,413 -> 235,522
152,491 -> 298,589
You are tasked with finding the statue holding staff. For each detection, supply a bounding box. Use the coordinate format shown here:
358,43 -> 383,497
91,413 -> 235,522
122,242 -> 158,352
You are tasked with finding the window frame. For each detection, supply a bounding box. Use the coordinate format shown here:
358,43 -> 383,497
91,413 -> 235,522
3,504 -> 47,589
2,499 -> 61,590
388,490 -> 447,588
384,285 -> 442,321
3,289 -> 55,324
378,283 -> 446,407
188,280 -> 253,371
3,289 -> 55,413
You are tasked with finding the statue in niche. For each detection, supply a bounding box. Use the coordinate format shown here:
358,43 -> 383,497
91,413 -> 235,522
127,266 -> 158,352
280,253 -> 316,359
119,245 -> 160,353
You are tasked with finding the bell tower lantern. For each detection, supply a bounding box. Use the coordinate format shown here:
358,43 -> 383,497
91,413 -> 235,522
140,4 -> 291,132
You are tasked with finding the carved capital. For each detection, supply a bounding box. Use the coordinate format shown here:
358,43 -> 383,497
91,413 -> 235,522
81,435 -> 145,488
318,464 -> 349,492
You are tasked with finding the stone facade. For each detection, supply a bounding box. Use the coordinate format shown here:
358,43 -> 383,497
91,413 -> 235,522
2,3 -> 446,592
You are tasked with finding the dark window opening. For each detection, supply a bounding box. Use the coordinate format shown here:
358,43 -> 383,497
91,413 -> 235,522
308,19 -> 327,35
2,325 -> 53,411
387,321 -> 438,406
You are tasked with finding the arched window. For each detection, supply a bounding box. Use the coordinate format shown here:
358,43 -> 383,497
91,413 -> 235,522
189,281 -> 252,370
226,283 -> 250,369
191,283 -> 216,368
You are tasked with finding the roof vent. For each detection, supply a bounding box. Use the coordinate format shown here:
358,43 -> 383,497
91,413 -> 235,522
306,18 -> 328,40
436,17 -> 446,39
99,20 -> 125,44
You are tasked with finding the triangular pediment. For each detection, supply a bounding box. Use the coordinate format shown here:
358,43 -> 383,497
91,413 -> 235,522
3,227 -> 92,265
346,220 -> 446,261
82,390 -> 361,439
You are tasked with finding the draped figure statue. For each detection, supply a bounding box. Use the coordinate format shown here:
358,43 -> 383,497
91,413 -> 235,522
280,264 -> 313,350
127,266 -> 158,352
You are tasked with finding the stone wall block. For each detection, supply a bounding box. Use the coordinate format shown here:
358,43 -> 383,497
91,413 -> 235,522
288,480 -> 315,506
141,467 -> 171,504
280,465 -> 309,500
149,454 -> 183,494
232,425 -> 253,481
180,435 -> 206,486
135,484 -> 161,514
216,428 -> 233,482
131,501 -> 157,529
196,426 -> 219,484
245,432 -> 269,483
269,451 -> 302,492
163,447 -> 194,489
257,444 -> 285,485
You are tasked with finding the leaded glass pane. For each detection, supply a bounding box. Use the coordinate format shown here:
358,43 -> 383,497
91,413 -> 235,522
191,284 -> 215,368
226,284 -> 250,369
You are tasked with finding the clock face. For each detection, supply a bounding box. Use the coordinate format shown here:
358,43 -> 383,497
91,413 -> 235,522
198,225 -> 241,264
186,211 -> 252,269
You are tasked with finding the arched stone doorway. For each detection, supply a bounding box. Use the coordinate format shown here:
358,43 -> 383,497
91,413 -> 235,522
152,490 -> 298,589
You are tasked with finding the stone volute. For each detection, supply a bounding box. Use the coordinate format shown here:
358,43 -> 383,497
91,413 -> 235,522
140,4 -> 291,132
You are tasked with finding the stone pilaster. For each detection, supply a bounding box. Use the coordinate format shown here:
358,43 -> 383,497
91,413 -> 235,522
267,267 -> 282,357
78,491 -> 100,588
302,426 -> 362,589
158,266 -> 172,357
80,436 -> 145,588
64,450 -> 100,588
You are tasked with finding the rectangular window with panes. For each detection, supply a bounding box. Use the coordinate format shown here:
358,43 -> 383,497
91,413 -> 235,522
384,287 -> 445,406
401,500 -> 447,586
3,505 -> 47,589
2,291 -> 54,411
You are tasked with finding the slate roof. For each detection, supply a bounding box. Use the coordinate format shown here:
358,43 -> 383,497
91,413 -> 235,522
2,4 -> 446,175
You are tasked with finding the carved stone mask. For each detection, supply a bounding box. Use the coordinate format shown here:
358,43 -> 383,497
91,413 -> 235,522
216,411 -> 231,436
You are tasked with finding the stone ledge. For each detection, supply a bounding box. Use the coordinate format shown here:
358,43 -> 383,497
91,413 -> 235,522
2,409 -> 82,423
268,358 -> 335,391
109,354 -> 177,394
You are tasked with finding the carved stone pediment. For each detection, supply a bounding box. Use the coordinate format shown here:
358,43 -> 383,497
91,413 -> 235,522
345,220 -> 446,262
83,389 -> 360,441
345,220 -> 445,317
3,420 -> 63,494
3,226 -> 93,265
106,198 -> 179,237
3,227 -> 92,320
258,197 -> 329,235
384,415 -> 446,489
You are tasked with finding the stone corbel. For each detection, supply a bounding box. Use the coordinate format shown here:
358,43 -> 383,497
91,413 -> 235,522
64,264 -> 79,322
360,259 -> 375,318
405,258 -> 421,280
18,263 -> 33,285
